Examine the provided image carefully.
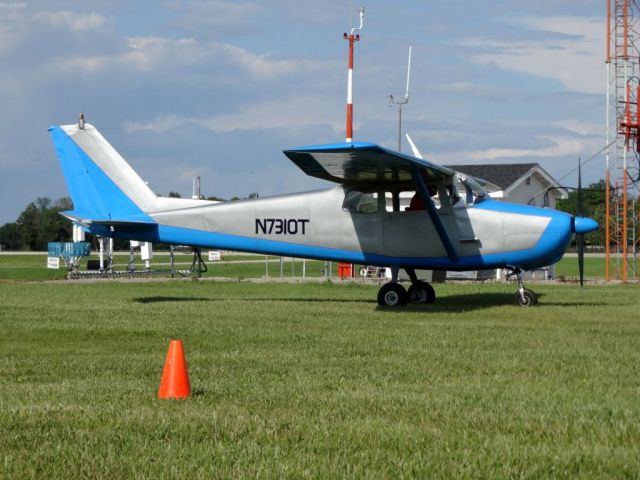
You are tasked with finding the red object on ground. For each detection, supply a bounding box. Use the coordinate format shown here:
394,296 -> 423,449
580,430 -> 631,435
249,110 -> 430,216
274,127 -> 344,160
158,339 -> 191,399
338,262 -> 352,278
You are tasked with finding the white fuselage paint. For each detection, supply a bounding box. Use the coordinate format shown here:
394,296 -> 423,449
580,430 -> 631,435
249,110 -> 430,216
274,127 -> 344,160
150,186 -> 551,261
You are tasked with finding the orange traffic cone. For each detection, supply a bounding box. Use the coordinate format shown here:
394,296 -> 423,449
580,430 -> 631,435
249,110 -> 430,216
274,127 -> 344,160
158,339 -> 191,399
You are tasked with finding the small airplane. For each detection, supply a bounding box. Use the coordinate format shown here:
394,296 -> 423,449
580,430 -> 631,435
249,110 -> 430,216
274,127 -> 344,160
49,119 -> 598,307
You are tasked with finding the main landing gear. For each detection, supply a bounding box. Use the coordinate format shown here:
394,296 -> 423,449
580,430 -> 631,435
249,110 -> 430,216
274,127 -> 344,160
508,268 -> 538,307
377,267 -> 436,307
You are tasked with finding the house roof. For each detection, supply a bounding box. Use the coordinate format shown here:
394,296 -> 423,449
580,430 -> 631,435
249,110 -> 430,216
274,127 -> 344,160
444,163 -> 538,190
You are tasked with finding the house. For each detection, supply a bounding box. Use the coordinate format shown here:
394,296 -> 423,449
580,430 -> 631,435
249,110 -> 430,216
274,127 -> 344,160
446,163 -> 568,209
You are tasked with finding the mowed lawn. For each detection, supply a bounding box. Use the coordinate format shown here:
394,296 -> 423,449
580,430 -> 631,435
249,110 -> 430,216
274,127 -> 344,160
0,279 -> 639,478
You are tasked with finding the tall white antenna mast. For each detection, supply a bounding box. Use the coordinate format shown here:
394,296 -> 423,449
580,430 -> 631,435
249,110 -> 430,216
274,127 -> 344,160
344,8 -> 365,143
389,45 -> 412,151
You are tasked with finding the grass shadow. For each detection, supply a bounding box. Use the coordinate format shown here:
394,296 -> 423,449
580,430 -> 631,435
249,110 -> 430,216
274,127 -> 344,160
134,296 -> 213,304
376,292 -> 516,313
133,292 -> 604,312
538,301 -> 608,307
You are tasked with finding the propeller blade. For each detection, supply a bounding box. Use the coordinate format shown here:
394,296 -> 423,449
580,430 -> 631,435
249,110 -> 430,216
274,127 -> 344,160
577,157 -> 584,288
577,157 -> 583,218
405,133 -> 423,159
578,231 -> 584,288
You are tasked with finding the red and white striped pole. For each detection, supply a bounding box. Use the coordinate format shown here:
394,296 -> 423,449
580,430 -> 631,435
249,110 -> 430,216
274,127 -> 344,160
344,8 -> 364,143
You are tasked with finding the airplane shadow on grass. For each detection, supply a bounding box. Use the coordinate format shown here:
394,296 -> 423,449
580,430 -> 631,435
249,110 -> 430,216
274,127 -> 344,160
134,296 -> 213,304
127,292 -> 611,313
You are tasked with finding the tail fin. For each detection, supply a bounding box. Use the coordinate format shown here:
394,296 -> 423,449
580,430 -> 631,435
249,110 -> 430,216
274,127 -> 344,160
49,123 -> 157,223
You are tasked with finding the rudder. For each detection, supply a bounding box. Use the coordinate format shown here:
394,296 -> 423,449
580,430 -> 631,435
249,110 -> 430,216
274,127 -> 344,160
49,123 -> 157,223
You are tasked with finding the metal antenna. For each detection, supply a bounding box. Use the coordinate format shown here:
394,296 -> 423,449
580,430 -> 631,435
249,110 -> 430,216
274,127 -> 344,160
389,45 -> 412,151
344,8 -> 365,143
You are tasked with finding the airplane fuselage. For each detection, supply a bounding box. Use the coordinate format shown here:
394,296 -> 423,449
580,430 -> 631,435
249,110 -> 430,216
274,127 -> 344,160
90,185 -> 573,272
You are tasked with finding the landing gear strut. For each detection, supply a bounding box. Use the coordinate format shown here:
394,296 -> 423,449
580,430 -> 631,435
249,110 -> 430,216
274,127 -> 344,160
508,268 -> 538,307
377,268 -> 436,307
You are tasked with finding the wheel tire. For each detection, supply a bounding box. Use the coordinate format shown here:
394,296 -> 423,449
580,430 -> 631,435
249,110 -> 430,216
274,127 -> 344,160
407,281 -> 436,304
514,288 -> 538,307
377,283 -> 408,306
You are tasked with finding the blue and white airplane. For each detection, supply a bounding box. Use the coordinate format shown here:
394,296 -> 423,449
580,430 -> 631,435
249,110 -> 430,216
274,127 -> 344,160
49,120 -> 597,307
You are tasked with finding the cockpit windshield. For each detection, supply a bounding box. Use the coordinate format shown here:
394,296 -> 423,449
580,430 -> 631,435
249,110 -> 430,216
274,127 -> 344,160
455,173 -> 490,205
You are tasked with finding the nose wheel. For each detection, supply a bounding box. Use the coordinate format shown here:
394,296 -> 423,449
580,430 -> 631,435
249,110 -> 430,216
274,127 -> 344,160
508,268 -> 538,307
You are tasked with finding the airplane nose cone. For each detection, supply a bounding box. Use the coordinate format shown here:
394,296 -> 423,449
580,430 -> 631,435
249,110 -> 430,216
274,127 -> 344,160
573,216 -> 598,234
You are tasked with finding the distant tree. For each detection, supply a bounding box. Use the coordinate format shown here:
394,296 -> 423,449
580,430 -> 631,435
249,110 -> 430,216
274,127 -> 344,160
10,196 -> 73,250
0,223 -> 21,250
206,196 -> 226,202
168,191 -> 182,198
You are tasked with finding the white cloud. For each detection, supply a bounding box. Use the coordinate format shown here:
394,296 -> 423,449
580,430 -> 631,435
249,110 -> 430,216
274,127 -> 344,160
167,0 -> 261,30
123,114 -> 187,133
124,94 -> 342,134
62,55 -> 107,73
552,119 -> 602,137
58,36 -> 325,79
34,11 -> 106,33
434,81 -> 498,96
461,16 -> 604,94
428,135 -> 601,164
120,36 -> 201,72
217,43 -> 297,79
0,2 -> 26,10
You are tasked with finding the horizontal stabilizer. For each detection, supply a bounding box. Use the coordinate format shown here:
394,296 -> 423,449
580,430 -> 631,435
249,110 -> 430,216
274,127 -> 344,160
60,210 -> 157,227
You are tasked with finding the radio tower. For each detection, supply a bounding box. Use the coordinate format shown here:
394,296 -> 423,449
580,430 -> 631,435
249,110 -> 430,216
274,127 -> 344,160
344,8 -> 364,143
606,0 -> 640,281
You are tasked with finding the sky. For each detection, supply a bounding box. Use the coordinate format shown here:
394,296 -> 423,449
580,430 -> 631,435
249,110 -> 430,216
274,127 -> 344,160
0,0 -> 605,224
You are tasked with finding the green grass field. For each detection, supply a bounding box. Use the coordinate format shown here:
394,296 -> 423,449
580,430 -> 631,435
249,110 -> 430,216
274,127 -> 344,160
1,278 -> 639,478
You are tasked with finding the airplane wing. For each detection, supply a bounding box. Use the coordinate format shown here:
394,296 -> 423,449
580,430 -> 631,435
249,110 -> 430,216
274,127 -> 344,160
283,142 -> 454,185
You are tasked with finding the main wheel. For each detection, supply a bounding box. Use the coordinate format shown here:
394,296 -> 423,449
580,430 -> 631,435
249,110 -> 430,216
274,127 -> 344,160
377,283 -> 408,306
514,288 -> 538,307
407,281 -> 436,304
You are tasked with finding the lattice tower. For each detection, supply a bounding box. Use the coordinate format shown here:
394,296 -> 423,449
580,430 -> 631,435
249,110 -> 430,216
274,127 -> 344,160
606,0 -> 640,281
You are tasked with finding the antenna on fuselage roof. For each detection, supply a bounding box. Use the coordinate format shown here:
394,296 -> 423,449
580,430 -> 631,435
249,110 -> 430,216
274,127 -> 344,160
389,45 -> 412,152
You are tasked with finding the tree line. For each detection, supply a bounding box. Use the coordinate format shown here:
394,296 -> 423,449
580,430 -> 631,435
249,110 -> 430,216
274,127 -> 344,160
0,197 -> 73,251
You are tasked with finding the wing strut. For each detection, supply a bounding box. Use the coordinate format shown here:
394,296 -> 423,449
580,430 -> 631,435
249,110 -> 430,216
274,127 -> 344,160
410,165 -> 458,262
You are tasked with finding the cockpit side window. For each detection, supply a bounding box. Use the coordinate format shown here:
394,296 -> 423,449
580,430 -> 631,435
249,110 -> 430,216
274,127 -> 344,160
342,189 -> 379,214
455,174 -> 488,205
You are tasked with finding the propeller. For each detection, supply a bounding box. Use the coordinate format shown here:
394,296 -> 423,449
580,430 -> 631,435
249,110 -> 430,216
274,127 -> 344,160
405,133 -> 423,159
577,157 -> 584,288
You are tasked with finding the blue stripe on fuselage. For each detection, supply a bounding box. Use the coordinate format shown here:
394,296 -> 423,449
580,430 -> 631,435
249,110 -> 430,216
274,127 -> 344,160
88,199 -> 573,271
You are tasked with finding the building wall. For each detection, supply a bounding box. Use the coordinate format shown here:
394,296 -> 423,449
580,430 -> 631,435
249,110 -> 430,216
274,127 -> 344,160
503,172 -> 562,209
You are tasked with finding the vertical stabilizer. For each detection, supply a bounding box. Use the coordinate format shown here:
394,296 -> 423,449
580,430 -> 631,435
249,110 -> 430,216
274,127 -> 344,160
49,123 -> 157,222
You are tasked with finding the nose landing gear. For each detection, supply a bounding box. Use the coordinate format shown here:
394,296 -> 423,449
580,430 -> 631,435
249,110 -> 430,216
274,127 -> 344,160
376,267 -> 437,307
508,268 -> 538,307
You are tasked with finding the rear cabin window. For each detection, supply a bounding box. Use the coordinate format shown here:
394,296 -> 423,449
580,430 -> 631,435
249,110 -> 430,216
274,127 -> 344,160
342,190 -> 379,214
